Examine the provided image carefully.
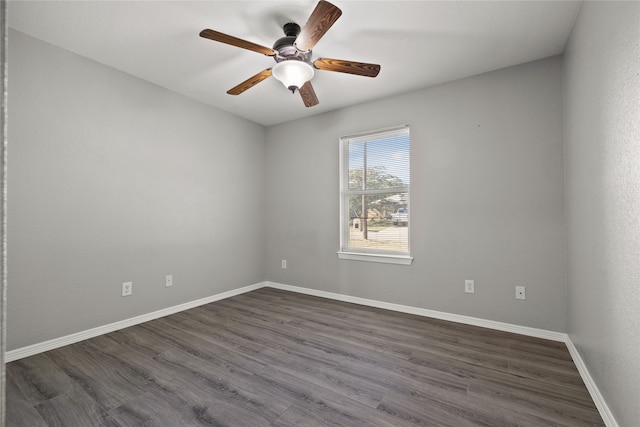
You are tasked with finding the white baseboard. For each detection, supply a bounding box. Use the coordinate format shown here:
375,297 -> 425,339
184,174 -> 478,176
565,337 -> 619,427
6,280 -> 617,427
5,282 -> 266,362
266,281 -> 567,342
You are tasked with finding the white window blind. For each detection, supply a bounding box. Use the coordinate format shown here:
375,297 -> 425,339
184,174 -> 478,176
339,125 -> 411,263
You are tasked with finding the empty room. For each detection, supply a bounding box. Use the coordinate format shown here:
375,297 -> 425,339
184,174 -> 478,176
2,0 -> 638,426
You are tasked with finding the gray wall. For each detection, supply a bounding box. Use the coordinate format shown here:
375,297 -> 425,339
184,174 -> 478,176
7,30 -> 266,350
265,56 -> 566,332
563,2 -> 640,426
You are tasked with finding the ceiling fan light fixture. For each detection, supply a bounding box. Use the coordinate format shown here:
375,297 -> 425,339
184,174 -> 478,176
272,60 -> 315,93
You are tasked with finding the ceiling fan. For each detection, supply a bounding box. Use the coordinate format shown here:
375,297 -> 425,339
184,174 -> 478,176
199,0 -> 381,107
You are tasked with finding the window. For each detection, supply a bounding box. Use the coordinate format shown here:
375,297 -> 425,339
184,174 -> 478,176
338,125 -> 412,265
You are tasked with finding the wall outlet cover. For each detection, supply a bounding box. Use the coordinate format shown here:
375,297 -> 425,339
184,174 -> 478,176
465,279 -> 475,294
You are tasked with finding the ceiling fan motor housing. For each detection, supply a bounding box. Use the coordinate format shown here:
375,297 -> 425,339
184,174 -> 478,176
273,23 -> 312,64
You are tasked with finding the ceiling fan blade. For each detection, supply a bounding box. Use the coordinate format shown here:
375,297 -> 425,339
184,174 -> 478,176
294,1 -> 342,52
227,69 -> 273,95
200,29 -> 277,56
299,81 -> 319,107
313,58 -> 381,77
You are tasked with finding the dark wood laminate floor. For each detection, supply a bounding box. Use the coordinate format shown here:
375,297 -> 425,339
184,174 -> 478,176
6,288 -> 604,426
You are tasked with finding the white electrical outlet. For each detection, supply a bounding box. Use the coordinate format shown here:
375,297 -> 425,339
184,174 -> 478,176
122,281 -> 132,297
165,275 -> 173,287
465,280 -> 475,294
515,286 -> 526,300
282,260 -> 287,269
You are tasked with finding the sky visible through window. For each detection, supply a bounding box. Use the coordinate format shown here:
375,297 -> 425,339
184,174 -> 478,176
348,134 -> 410,186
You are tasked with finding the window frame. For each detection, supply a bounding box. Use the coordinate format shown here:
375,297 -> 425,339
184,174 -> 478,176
337,125 -> 413,265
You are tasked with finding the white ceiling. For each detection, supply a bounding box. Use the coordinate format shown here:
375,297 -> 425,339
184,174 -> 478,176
8,1 -> 581,126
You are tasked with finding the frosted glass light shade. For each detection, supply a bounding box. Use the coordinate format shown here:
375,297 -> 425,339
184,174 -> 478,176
272,60 -> 314,92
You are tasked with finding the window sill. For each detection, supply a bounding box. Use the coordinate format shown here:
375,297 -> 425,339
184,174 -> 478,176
337,251 -> 414,265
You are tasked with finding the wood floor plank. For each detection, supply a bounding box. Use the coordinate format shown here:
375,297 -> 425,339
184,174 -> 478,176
335,352 -> 470,400
159,347 -> 292,419
107,390 -> 194,427
105,323 -> 180,356
507,356 -> 586,389
5,377 -> 49,427
6,352 -> 75,405
45,344 -> 150,412
467,377 -> 604,426
410,340 -> 511,372
379,386 -> 560,427
271,403 -> 336,427
34,386 -> 116,427
261,347 -> 388,409
6,287 -> 605,426
272,390 -> 400,427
